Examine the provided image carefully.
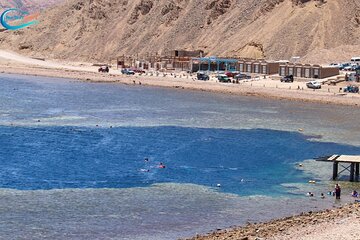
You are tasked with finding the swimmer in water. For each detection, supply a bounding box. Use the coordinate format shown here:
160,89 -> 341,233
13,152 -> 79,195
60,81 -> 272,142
159,162 -> 166,168
144,158 -> 149,162
306,192 -> 314,197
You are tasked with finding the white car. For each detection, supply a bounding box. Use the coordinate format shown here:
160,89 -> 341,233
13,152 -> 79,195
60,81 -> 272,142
343,65 -> 355,71
306,81 -> 321,89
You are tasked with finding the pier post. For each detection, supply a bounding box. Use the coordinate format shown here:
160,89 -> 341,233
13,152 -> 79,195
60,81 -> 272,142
350,163 -> 355,182
332,162 -> 338,180
356,163 -> 360,182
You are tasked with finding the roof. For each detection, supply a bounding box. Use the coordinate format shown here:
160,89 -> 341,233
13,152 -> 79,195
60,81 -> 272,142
315,155 -> 360,163
192,57 -> 238,63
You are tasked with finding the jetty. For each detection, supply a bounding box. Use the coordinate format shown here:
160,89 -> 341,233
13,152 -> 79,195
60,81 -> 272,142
315,155 -> 360,182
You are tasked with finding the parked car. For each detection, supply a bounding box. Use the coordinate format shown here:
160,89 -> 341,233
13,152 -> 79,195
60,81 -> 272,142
132,68 -> 146,74
339,63 -> 350,70
197,72 -> 209,81
121,69 -> 135,75
343,64 -> 355,71
98,66 -> 109,73
344,85 -> 359,93
280,75 -> 294,82
225,71 -> 239,78
234,73 -> 251,80
330,63 -> 341,67
306,81 -> 321,89
217,74 -> 231,83
351,64 -> 360,71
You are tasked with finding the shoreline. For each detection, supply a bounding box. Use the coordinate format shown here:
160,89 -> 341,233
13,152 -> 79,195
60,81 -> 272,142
1,62 -> 360,107
185,203 -> 360,240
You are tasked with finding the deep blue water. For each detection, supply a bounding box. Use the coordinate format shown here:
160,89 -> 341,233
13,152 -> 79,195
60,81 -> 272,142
1,125 -> 360,196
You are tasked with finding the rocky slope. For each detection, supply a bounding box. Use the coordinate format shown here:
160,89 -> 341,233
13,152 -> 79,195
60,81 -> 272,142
0,0 -> 359,64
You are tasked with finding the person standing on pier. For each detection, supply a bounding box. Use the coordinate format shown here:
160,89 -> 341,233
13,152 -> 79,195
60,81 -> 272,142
335,184 -> 341,199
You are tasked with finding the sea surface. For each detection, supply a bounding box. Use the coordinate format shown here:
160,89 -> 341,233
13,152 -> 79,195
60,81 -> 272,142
1,73 -> 360,239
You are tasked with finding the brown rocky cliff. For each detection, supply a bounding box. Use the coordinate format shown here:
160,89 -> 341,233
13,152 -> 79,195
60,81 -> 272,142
0,0 -> 359,64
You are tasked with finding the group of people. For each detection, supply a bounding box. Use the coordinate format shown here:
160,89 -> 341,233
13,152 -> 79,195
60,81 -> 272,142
306,192 -> 325,198
320,184 -> 359,200
307,183 -> 342,199
140,157 -> 166,172
326,183 -> 342,199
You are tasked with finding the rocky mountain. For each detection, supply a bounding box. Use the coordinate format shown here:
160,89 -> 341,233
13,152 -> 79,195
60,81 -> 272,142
0,0 -> 359,64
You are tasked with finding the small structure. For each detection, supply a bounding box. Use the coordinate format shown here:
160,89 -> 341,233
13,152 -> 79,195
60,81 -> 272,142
315,155 -> 360,182
279,64 -> 339,79
116,50 -> 205,71
238,59 -> 279,75
260,61 -> 279,74
163,49 -> 205,70
190,57 -> 238,72
167,49 -> 204,58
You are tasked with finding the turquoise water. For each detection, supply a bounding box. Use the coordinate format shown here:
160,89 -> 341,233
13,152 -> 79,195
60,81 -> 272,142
1,73 -> 360,239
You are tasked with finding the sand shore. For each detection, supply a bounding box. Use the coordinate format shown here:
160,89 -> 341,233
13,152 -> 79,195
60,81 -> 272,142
185,203 -> 360,240
0,50 -> 360,107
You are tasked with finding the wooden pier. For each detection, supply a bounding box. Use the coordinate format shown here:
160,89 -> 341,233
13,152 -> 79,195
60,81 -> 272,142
315,155 -> 360,182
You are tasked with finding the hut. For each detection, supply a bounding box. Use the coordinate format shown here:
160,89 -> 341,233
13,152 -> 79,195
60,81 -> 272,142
279,63 -> 339,79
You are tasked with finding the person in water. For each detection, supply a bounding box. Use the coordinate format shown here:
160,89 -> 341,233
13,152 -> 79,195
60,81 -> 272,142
335,184 -> 341,199
159,162 -> 166,168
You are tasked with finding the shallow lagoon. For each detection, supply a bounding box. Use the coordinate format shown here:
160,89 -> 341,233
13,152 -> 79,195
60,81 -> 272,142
1,73 -> 360,239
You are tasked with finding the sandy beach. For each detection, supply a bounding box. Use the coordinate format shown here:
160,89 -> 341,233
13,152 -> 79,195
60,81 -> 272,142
185,203 -> 360,240
0,50 -> 360,107
1,50 -> 360,240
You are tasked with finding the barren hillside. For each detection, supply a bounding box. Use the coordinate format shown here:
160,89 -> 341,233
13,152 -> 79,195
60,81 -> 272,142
0,0 -> 359,64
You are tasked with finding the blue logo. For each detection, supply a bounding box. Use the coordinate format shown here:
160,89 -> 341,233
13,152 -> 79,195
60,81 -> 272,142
1,8 -> 39,30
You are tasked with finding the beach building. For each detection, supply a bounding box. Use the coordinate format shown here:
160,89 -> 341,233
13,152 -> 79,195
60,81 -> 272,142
117,53 -> 339,78
238,59 -> 280,75
118,50 -> 204,71
190,57 -> 280,73
279,63 -> 339,79
162,49 -> 205,70
190,57 -> 238,72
